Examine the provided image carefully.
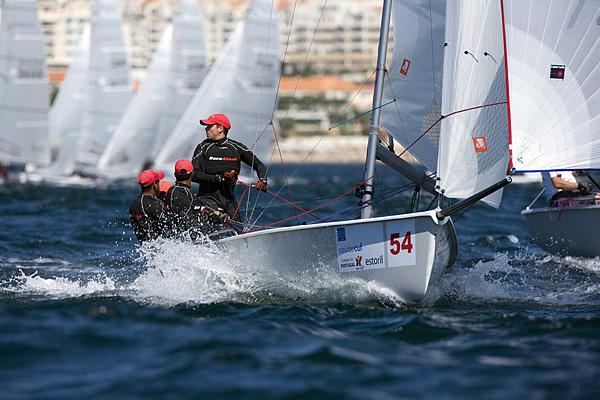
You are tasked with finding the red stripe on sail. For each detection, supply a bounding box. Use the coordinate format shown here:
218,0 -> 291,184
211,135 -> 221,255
500,0 -> 513,171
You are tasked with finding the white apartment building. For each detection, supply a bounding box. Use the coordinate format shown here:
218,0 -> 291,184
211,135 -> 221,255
38,0 -> 388,79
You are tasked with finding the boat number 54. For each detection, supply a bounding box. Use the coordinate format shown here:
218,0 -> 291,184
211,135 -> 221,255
390,232 -> 413,254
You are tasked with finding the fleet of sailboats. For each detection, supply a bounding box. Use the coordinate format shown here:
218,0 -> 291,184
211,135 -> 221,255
98,0 -> 207,179
1,0 -> 599,299
154,0 -> 280,174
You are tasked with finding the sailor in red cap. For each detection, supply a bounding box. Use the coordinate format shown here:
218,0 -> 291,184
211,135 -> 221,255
163,159 -> 230,239
192,113 -> 268,221
128,169 -> 166,242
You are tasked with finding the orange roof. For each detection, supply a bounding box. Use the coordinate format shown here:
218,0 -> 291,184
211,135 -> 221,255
279,76 -> 361,93
48,69 -> 66,84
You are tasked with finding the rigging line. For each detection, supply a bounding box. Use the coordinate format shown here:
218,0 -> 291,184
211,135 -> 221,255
383,69 -> 418,171
375,172 -> 391,216
336,70 -> 377,118
238,180 -> 319,220
250,0 -> 277,151
270,0 -> 299,122
246,123 -> 297,228
233,185 -> 249,225
279,0 -> 329,130
328,99 -> 396,131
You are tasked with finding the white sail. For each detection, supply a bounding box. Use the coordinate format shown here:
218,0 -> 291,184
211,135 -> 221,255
505,0 -> 600,172
0,0 -> 50,166
437,0 -> 510,208
76,0 -> 131,173
46,25 -> 90,176
155,0 -> 280,169
97,0 -> 206,178
380,0 -> 446,172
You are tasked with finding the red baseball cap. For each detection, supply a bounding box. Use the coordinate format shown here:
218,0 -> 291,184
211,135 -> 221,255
199,113 -> 231,129
138,169 -> 165,187
158,180 -> 173,194
174,159 -> 194,176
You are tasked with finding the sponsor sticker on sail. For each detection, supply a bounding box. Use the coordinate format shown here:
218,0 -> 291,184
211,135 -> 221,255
400,58 -> 411,76
472,136 -> 488,153
550,64 -> 565,80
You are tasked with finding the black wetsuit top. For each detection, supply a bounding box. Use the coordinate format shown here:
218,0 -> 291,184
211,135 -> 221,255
128,194 -> 164,242
191,137 -> 266,217
164,183 -> 205,233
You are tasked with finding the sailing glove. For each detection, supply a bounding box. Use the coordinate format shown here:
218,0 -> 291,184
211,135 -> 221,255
577,182 -> 592,193
222,170 -> 238,181
254,178 -> 268,192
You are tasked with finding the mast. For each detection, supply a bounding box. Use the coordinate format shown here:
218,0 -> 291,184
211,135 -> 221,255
360,0 -> 393,219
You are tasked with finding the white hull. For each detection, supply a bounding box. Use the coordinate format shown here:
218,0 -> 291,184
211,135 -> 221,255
18,171 -> 105,188
218,210 -> 458,303
522,205 -> 600,257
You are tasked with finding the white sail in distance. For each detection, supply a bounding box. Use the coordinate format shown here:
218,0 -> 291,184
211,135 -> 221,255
437,0 -> 510,208
76,0 -> 132,173
0,0 -> 50,166
380,0 -> 446,173
154,0 -> 280,170
98,0 -> 206,178
45,25 -> 90,176
505,0 -> 600,172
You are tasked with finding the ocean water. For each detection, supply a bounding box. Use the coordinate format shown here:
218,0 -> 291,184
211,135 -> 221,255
1,164 -> 599,399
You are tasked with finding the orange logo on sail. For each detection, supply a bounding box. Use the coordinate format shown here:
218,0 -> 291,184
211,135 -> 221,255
400,59 -> 411,76
472,136 -> 488,153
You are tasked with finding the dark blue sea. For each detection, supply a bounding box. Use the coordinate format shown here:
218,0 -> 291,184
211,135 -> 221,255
1,164 -> 599,399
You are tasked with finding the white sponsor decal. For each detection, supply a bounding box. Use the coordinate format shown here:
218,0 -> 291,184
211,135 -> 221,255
335,223 -> 385,273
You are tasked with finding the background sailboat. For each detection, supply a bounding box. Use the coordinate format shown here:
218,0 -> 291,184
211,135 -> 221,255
154,0 -> 280,174
23,0 -> 131,185
0,0 -> 50,173
507,0 -> 600,256
75,0 -> 132,176
98,0 -> 207,179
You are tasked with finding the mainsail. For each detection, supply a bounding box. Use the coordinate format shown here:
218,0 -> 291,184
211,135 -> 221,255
380,0 -> 446,173
76,0 -> 131,173
0,0 -> 50,166
154,0 -> 280,170
98,0 -> 206,178
505,0 -> 600,172
437,0 -> 510,208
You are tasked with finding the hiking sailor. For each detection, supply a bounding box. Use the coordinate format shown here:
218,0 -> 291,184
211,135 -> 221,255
129,169 -> 166,242
192,113 -> 268,220
164,159 -> 227,238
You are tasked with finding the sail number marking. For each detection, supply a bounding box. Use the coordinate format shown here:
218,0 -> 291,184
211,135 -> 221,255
390,232 -> 412,254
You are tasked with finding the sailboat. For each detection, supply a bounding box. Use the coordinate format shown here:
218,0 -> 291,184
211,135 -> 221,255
97,0 -> 207,179
511,1 -> 600,257
0,0 -> 50,179
22,0 -> 132,186
197,0 -> 519,303
154,0 -> 280,174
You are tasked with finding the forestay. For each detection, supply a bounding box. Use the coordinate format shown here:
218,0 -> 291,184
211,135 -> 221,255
0,0 -> 50,166
380,0 -> 446,173
437,0 -> 510,208
98,0 -> 206,178
76,0 -> 131,172
505,0 -> 600,172
154,0 -> 280,170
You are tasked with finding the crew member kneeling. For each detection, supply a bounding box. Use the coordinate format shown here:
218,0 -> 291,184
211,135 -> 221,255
129,169 -> 166,242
